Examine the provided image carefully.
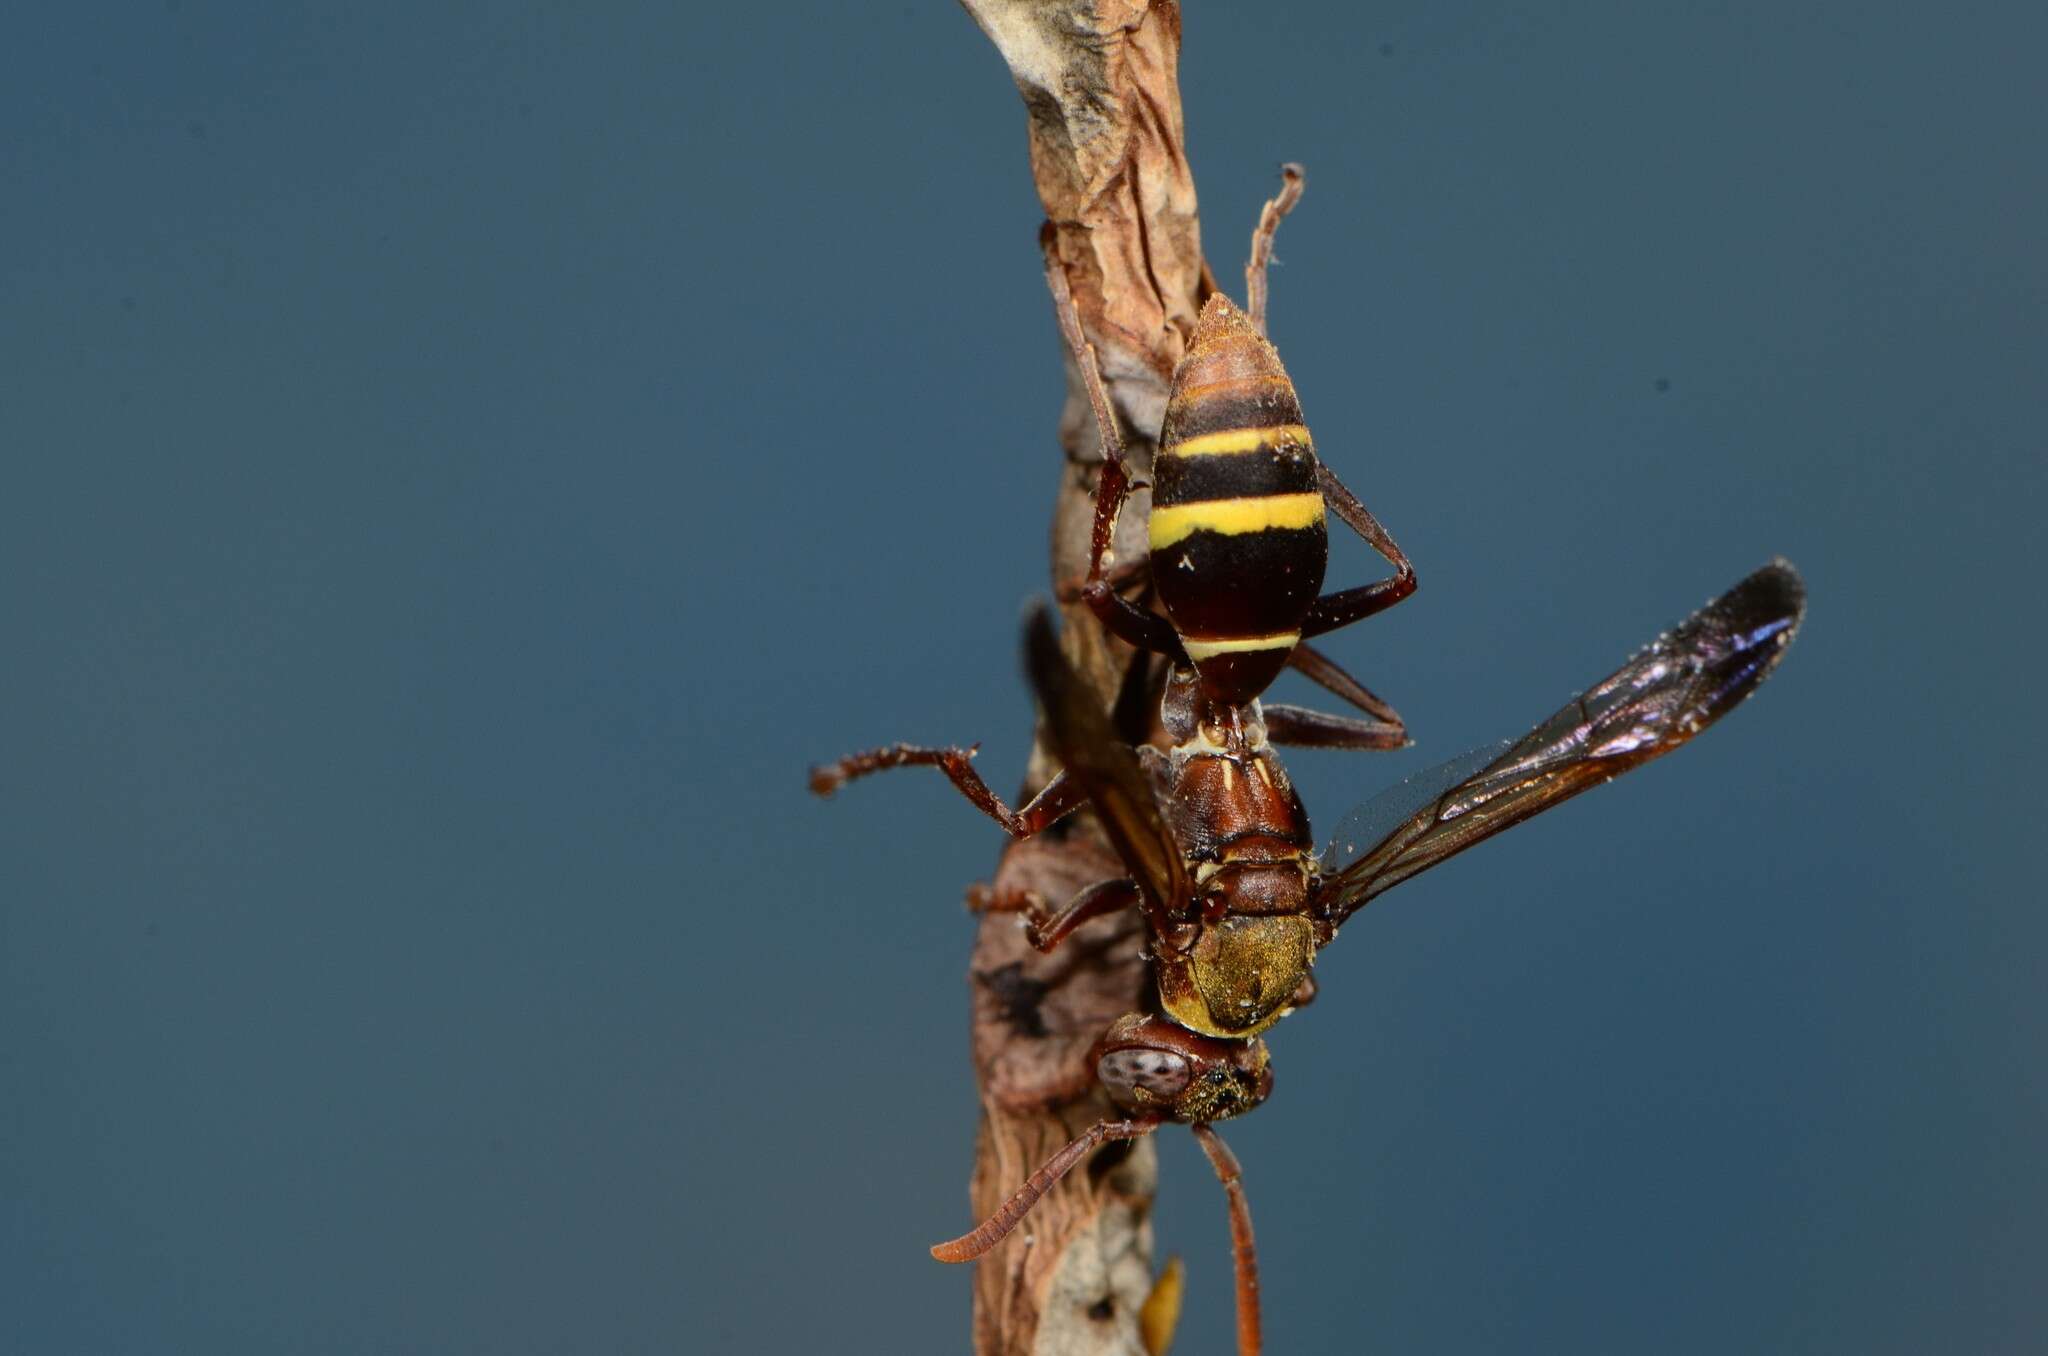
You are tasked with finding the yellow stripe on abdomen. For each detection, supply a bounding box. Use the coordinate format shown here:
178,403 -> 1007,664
1164,424 -> 1313,458
1182,632 -> 1302,661
1150,492 -> 1325,550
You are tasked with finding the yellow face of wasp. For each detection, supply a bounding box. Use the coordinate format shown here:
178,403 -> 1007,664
1156,915 -> 1316,1039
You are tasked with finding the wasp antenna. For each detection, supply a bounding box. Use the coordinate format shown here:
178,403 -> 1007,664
930,1118 -> 1159,1263
1191,1123 -> 1263,1356
1246,164 -> 1307,334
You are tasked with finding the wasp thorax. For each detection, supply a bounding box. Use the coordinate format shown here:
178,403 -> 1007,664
1157,914 -> 1316,1039
1091,1013 -> 1273,1123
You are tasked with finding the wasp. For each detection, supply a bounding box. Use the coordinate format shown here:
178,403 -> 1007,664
812,166 -> 1806,1354
814,167 -> 1421,1046
926,560 -> 1804,1356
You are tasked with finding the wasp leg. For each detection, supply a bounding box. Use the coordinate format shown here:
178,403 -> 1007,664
809,749 -> 1086,839
963,881 -> 1037,914
1042,224 -> 1186,660
1025,877 -> 1143,951
1262,703 -> 1407,751
1191,1123 -> 1262,1356
1245,163 -> 1306,336
1056,553 -> 1147,605
1301,462 -> 1417,639
1287,641 -> 1404,726
1079,458 -> 1184,658
966,876 -> 1143,952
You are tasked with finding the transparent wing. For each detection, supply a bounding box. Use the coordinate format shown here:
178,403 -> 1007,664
1023,603 -> 1189,912
1317,559 -> 1806,925
1321,740 -> 1510,865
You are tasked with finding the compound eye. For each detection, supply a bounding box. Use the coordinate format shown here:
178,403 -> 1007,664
1098,1047 -> 1193,1105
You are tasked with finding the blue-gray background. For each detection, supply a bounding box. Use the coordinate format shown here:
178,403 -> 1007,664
5,4 -> 2042,1353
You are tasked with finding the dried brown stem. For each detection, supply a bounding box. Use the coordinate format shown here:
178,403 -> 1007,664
951,2 -> 1212,1353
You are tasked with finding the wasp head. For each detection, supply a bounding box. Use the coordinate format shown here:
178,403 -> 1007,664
1091,1013 -> 1273,1123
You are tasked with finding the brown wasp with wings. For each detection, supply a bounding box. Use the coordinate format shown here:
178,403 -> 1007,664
812,167 -> 1805,1355
817,168 -> 1424,1050
819,559 -> 1803,1355
921,561 -> 1803,1355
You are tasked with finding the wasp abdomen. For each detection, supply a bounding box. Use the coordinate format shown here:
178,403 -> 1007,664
1151,295 -> 1330,706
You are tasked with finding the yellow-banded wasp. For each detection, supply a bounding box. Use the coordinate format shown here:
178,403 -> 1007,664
924,561 -> 1803,1356
816,168 -> 1421,1046
813,166 -> 1806,1355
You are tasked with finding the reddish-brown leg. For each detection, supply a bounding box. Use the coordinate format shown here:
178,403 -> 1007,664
1245,163 -> 1306,336
1191,1123 -> 1263,1356
962,881 -> 1032,914
969,876 -> 1140,948
978,873 -> 1180,959
1288,641 -> 1404,726
1079,460 -> 1183,658
1263,703 -> 1407,750
1056,553 -> 1147,606
1041,225 -> 1185,660
809,749 -> 1086,839
1302,462 -> 1418,639
1025,877 -> 1143,951
930,1116 -> 1162,1262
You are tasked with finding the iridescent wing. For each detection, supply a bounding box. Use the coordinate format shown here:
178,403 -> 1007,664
1316,559 -> 1805,927
1023,603 -> 1190,912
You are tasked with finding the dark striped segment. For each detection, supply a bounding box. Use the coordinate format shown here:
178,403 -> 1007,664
1152,435 -> 1318,506
1151,523 -> 1327,639
1160,381 -> 1306,447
